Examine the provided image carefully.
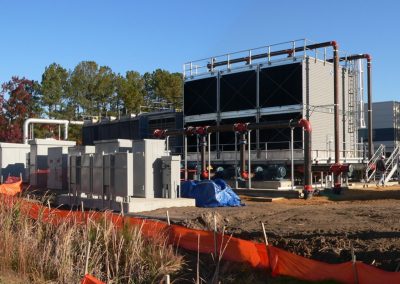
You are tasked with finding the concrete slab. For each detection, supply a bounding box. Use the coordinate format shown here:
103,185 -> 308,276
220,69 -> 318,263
56,195 -> 195,213
245,196 -> 285,202
227,179 -> 293,189
234,188 -> 301,198
126,198 -> 195,213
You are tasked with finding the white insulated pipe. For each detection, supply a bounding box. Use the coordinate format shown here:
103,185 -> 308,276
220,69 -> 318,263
23,118 -> 84,144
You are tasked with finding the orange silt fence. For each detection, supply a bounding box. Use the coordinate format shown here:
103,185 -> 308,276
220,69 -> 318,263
81,274 -> 105,284
0,176 -> 22,196
167,224 -> 261,267
267,246 -> 355,283
356,262 -> 400,284
5,177 -> 400,283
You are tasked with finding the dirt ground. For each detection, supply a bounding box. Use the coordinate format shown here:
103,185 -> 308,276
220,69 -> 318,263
135,184 -> 400,271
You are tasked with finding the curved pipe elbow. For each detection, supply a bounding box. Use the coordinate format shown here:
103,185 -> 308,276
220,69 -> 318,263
298,118 -> 312,133
153,129 -> 165,139
241,171 -> 249,180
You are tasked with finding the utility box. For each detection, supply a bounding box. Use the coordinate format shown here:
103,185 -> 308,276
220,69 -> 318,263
161,155 -> 181,198
67,146 -> 95,192
0,143 -> 30,182
94,139 -> 133,154
47,147 -> 69,190
29,139 -> 76,188
132,139 -> 166,198
113,152 -> 134,199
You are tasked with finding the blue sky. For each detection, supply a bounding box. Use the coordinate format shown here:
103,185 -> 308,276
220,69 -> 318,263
0,0 -> 399,101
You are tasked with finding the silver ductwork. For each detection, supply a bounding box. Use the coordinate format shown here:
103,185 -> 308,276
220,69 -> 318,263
23,118 -> 84,144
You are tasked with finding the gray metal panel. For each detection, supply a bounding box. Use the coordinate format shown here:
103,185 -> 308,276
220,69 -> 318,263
47,147 -> 67,190
80,154 -> 92,194
113,152 -> 133,197
132,139 -> 165,198
92,153 -> 104,195
0,143 -> 30,182
69,156 -> 77,184
133,151 -> 145,197
103,155 -> 111,186
304,58 -> 335,153
305,58 -> 354,159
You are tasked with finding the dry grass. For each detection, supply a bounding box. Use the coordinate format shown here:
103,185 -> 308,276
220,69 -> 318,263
0,198 -> 184,284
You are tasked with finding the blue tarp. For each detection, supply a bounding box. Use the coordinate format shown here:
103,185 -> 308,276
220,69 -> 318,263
181,179 -> 243,207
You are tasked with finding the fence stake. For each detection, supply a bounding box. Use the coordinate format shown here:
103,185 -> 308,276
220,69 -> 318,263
85,241 -> 91,275
166,210 -> 170,226
351,245 -> 359,284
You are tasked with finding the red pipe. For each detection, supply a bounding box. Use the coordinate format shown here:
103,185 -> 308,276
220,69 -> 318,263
332,43 -> 341,190
328,53 -> 373,159
298,118 -> 312,133
239,133 -> 248,180
154,118 -> 313,198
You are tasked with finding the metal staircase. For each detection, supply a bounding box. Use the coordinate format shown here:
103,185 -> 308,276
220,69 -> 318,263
384,145 -> 400,183
365,144 -> 385,183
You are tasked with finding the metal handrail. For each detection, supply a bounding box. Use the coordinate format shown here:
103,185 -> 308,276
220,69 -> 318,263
365,144 -> 385,182
183,39 -> 328,78
384,145 -> 400,183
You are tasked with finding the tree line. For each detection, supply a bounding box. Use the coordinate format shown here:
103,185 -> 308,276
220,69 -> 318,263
0,62 -> 183,143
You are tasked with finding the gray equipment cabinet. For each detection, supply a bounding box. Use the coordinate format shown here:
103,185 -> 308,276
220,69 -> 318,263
80,154 -> 93,196
47,147 -> 69,190
113,152 -> 134,199
132,139 -> 166,198
161,155 -> 181,198
0,143 -> 30,182
92,153 -> 104,197
29,139 -> 76,188
103,154 -> 113,200
68,155 -> 81,204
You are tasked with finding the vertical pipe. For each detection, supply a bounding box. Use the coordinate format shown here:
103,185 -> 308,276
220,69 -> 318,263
342,68 -> 346,158
200,135 -> 207,179
304,128 -> 312,198
64,122 -> 68,140
321,172 -> 324,188
240,133 -> 247,178
367,57 -> 373,159
333,43 -> 341,188
216,71 -> 221,159
208,133 -> 211,180
234,132 -> 238,188
256,64 -> 260,158
248,130 -> 251,188
291,127 -> 294,190
184,135 -> 188,180
196,135 -> 199,180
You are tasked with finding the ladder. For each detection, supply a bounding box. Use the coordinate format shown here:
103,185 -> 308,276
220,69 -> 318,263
384,145 -> 400,183
348,73 -> 356,134
365,144 -> 385,183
